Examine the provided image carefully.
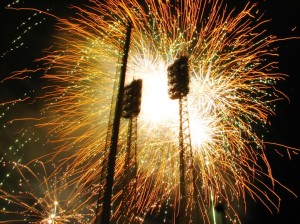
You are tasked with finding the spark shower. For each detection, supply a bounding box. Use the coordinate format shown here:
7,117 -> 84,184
0,0 -> 298,223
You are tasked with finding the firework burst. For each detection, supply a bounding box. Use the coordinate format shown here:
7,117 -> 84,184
0,161 -> 94,223
1,0 -> 299,223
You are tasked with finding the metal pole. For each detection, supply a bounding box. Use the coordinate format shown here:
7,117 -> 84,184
178,96 -> 186,224
96,23 -> 132,224
121,117 -> 133,221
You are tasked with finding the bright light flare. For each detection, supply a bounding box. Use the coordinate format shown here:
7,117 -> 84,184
130,59 -> 178,128
0,162 -> 93,223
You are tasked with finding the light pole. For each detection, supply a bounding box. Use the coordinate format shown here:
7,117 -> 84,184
95,23 -> 132,224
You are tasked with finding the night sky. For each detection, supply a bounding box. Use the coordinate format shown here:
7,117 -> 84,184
0,0 -> 299,223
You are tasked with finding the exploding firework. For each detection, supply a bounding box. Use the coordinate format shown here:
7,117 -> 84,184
0,161 -> 94,223
1,0 -> 299,223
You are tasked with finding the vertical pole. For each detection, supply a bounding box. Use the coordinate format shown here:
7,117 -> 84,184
121,118 -> 133,221
192,156 -> 199,223
96,23 -> 132,224
125,118 -> 133,183
178,96 -> 186,224
167,56 -> 189,223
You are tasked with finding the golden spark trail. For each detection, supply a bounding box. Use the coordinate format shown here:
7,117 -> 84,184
1,0 -> 298,223
0,161 -> 94,223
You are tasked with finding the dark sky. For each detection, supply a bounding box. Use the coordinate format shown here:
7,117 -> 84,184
254,2 -> 300,223
0,0 -> 299,223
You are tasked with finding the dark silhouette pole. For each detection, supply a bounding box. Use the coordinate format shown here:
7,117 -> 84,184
95,23 -> 132,224
167,56 -> 190,223
120,79 -> 142,223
